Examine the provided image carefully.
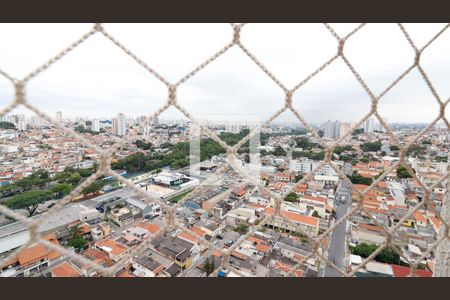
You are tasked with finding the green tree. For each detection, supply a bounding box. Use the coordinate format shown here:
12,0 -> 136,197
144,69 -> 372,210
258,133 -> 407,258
0,169 -> 52,197
234,224 -> 249,234
135,139 -> 153,150
360,155 -> 372,163
352,128 -> 364,136
51,183 -> 73,199
407,144 -> 425,157
204,257 -> 215,276
68,173 -> 82,185
333,145 -> 354,155
273,146 -> 286,157
78,168 -> 95,178
376,247 -> 401,264
82,180 -> 105,198
435,156 -> 448,163
67,224 -> 87,251
312,210 -> 320,218
347,172 -> 373,186
292,150 -> 325,161
6,190 -> 52,216
295,174 -> 303,182
285,192 -> 299,202
397,165 -> 412,178
0,121 -> 16,129
361,141 -> 382,152
160,142 -> 173,149
350,243 -> 400,265
318,130 -> 324,137
74,125 -> 98,135
295,137 -> 318,150
337,154 -> 353,162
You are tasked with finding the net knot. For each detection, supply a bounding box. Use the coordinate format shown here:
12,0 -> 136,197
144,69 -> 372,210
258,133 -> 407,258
14,81 -> 26,104
168,85 -> 177,105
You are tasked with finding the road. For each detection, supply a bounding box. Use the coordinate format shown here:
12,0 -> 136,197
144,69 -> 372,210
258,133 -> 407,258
321,180 -> 352,277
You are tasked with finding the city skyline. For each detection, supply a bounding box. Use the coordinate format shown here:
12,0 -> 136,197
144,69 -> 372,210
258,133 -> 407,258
0,23 -> 449,279
0,23 -> 449,124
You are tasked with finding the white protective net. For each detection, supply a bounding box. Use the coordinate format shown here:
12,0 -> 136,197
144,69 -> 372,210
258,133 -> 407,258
0,23 -> 449,277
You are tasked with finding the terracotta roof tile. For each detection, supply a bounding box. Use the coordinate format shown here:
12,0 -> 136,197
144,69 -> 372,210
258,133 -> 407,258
51,262 -> 81,277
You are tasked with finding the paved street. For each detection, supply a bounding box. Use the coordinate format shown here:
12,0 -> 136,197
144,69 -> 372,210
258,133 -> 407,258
322,180 -> 352,277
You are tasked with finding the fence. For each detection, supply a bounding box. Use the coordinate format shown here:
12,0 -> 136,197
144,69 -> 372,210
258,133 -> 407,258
0,23 -> 449,277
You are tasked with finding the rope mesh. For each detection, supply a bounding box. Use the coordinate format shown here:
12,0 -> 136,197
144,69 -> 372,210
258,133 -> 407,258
0,23 -> 449,277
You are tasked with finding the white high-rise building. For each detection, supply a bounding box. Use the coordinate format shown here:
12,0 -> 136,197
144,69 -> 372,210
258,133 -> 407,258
225,123 -> 242,134
333,120 -> 341,138
374,120 -> 386,133
92,119 -> 100,132
289,159 -> 320,174
339,122 -> 352,138
324,120 -> 340,139
142,124 -> 151,136
324,120 -> 333,138
17,115 -> 26,131
363,117 -> 375,133
78,118 -> 87,129
56,111 -> 63,123
289,158 -> 337,176
364,117 -> 386,133
30,116 -> 42,126
116,113 -> 127,136
1,115 -> 14,123
112,118 -> 118,135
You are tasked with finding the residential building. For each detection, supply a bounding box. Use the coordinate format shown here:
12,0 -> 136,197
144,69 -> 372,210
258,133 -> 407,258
56,111 -> 63,123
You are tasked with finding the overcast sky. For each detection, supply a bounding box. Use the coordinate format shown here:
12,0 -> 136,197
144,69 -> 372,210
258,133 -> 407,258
0,23 -> 448,125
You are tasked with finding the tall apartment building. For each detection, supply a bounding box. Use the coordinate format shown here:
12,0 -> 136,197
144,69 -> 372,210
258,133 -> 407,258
30,116 -> 43,127
17,115 -> 26,131
374,119 -> 386,132
364,117 -> 386,133
78,118 -> 87,129
56,111 -> 63,123
323,120 -> 340,139
289,159 -> 320,174
339,122 -> 352,138
225,123 -> 242,134
142,124 -> 151,136
92,119 -> 100,132
117,113 -> 127,136
112,118 -> 118,135
363,117 -> 374,133
112,113 -> 127,136
0,115 -> 11,123
289,158 -> 338,177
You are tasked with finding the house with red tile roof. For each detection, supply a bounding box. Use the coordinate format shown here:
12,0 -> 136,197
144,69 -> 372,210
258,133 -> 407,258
50,262 -> 81,277
264,207 -> 320,237
351,223 -> 386,245
390,264 -> 432,277
0,234 -> 64,277
95,238 -> 130,262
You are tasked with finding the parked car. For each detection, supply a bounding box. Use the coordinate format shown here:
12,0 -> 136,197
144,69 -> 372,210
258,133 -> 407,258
145,214 -> 160,220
